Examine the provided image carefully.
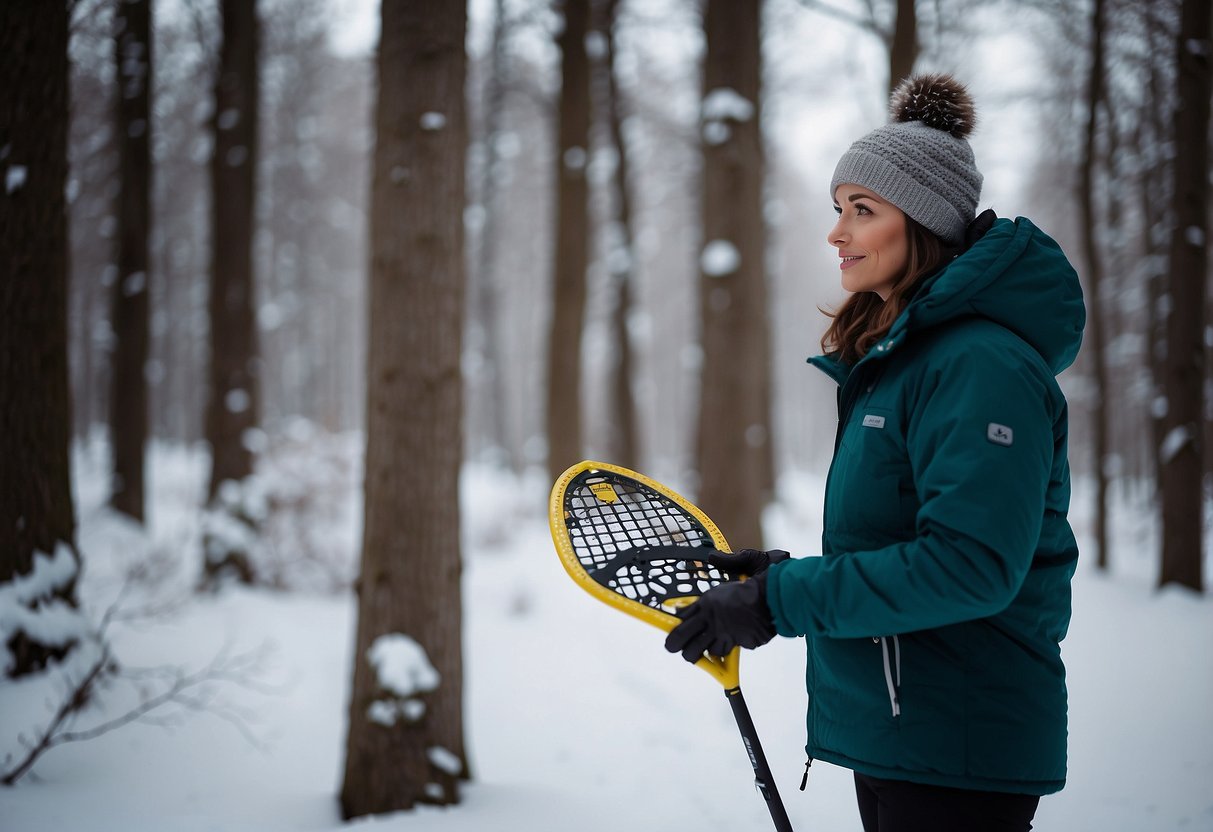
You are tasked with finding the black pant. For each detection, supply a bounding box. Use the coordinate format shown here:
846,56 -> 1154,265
854,772 -> 1041,832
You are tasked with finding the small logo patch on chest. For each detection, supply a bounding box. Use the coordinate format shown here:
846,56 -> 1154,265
987,423 -> 1014,446
862,414 -> 886,429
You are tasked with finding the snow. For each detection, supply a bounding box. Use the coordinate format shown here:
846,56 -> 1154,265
367,633 -> 439,698
702,87 -> 755,123
701,119 -> 731,146
419,112 -> 447,131
427,745 -> 462,776
0,543 -> 77,607
0,443 -> 1209,831
1160,425 -> 1192,464
122,270 -> 147,297
701,88 -> 755,146
562,146 -> 586,171
701,239 -> 741,277
6,164 -> 28,194
366,699 -> 400,726
224,388 -> 251,413
0,543 -> 92,675
1185,225 -> 1205,248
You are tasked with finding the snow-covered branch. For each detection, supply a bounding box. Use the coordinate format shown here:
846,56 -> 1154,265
1,569 -> 281,786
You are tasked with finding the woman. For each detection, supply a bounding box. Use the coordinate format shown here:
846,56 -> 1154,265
666,74 -> 1085,831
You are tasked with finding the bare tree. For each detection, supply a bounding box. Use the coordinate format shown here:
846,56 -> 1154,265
203,0 -> 261,586
695,0 -> 773,547
888,0 -> 918,92
340,0 -> 470,816
797,0 -> 920,94
1158,0 -> 1209,592
109,0 -> 153,522
0,1 -> 81,678
545,0 -> 593,483
598,0 -> 641,470
145,6 -> 213,445
1078,0 -> 1111,568
466,0 -> 516,469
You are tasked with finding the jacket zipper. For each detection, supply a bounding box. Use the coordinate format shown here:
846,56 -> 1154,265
878,635 -> 902,717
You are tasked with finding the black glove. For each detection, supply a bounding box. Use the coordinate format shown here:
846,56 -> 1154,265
664,573 -> 776,663
695,547 -> 790,577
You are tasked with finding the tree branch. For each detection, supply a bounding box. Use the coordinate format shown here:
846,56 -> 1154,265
1,638 -> 279,785
795,0 -> 887,39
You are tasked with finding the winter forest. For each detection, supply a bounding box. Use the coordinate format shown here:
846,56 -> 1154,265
2,0 -> 1211,830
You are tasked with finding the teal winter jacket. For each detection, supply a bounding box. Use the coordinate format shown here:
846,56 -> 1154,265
766,217 -> 1085,795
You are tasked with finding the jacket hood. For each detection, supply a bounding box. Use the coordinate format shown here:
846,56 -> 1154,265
891,216 -> 1085,374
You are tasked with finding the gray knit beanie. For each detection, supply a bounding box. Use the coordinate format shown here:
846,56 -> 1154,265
830,74 -> 983,246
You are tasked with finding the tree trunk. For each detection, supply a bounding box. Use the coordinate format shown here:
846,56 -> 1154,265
0,1 -> 80,678
1141,0 -> 1174,506
468,0 -> 515,470
203,0 -> 261,586
887,0 -> 919,95
1159,0 -> 1209,592
207,0 -> 260,499
340,0 -> 469,817
695,0 -> 772,548
110,0 -> 153,523
1079,0 -> 1110,569
600,0 -> 641,471
545,0 -> 592,483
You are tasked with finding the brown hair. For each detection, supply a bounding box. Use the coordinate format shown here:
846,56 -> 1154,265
820,217 -> 952,365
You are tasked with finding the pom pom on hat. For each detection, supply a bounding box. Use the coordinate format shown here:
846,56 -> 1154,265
830,73 -> 984,246
890,73 -> 977,139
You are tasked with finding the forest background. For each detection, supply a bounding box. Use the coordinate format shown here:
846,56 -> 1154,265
0,0 -> 1210,827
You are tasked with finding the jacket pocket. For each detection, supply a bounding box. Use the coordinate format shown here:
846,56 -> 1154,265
830,407 -> 915,535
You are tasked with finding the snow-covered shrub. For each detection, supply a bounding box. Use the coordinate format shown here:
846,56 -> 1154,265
247,420 -> 362,592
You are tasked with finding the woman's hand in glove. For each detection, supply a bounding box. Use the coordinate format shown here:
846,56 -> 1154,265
664,573 -> 776,663
697,547 -> 790,577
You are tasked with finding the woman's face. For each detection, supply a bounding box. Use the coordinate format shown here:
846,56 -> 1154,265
828,184 -> 909,301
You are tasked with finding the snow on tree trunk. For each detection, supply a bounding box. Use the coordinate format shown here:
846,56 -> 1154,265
340,0 -> 469,816
1159,0 -> 1209,593
110,0 -> 153,523
695,0 -> 773,548
0,1 -> 82,678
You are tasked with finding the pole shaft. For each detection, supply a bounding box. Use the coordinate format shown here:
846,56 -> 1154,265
725,686 -> 795,832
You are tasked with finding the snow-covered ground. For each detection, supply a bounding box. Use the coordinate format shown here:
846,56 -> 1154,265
2,441 -> 1211,832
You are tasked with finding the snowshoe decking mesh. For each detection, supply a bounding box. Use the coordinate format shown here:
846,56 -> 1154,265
561,468 -> 732,610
